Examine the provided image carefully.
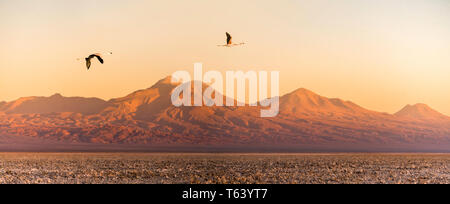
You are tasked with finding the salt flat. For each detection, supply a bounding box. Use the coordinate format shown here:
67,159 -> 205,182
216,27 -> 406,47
0,153 -> 449,184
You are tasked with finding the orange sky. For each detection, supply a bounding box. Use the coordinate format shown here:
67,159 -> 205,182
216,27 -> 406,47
1,0 -> 450,115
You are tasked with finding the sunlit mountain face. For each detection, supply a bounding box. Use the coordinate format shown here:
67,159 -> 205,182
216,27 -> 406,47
0,77 -> 449,152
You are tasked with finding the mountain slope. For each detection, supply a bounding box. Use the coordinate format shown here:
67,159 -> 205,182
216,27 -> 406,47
0,76 -> 450,151
280,88 -> 378,117
0,93 -> 108,115
99,77 -> 178,120
395,103 -> 450,122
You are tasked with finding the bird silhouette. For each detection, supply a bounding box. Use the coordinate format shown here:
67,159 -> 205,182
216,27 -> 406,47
218,32 -> 245,47
78,52 -> 112,70
226,32 -> 232,45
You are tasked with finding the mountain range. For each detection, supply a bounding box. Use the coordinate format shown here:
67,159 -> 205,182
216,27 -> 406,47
1,76 -> 449,152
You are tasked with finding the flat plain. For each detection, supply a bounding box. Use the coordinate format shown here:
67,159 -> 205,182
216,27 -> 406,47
0,153 -> 449,184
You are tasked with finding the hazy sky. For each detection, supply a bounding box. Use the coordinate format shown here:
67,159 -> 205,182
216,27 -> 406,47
1,0 -> 449,114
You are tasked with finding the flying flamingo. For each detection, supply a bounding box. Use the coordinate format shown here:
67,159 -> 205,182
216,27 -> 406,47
217,32 -> 245,47
77,52 -> 112,70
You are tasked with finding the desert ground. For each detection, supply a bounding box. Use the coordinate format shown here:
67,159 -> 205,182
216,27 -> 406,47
0,153 -> 449,184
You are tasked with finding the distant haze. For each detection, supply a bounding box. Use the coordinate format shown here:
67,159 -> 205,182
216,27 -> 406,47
1,0 -> 450,115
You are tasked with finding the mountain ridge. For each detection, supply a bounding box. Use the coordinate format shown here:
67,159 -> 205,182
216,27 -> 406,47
395,103 -> 450,122
1,76 -> 448,118
0,76 -> 449,151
